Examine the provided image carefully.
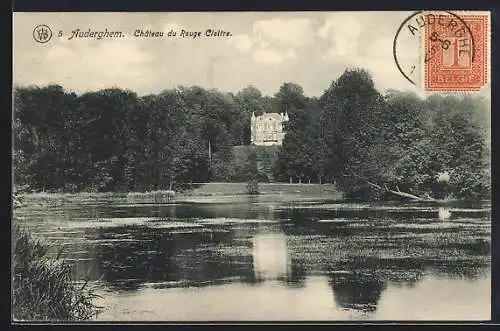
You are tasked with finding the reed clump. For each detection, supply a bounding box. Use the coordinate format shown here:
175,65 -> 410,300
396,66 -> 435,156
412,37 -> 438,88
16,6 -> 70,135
12,226 -> 102,321
127,190 -> 175,203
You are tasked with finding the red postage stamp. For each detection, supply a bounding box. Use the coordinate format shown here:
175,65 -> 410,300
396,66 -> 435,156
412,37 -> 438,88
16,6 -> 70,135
423,12 -> 489,92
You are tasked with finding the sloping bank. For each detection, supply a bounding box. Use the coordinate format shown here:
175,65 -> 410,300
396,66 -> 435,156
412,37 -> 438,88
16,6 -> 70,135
12,225 -> 102,321
12,192 -> 101,321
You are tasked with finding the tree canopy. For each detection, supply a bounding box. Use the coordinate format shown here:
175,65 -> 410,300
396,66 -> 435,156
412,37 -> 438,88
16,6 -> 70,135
13,69 -> 490,200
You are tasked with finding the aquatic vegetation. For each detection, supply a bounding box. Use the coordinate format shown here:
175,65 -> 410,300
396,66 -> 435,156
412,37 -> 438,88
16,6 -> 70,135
127,190 -> 175,203
12,226 -> 102,321
12,192 -> 491,321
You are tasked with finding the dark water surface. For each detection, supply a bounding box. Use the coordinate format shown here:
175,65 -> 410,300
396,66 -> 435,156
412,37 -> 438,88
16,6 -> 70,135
15,194 -> 491,321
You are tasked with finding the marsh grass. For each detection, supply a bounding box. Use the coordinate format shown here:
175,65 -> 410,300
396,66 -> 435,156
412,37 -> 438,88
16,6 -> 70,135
28,191 -> 127,200
12,226 -> 103,321
127,190 -> 175,203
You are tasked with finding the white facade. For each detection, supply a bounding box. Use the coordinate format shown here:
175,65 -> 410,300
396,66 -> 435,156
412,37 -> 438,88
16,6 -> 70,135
250,112 -> 289,146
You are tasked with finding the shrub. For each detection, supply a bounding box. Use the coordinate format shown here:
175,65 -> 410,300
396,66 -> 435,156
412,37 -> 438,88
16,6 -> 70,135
12,227 -> 102,321
246,180 -> 260,195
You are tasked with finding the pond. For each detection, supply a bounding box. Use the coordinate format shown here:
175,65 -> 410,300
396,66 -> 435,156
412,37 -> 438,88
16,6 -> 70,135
14,194 -> 491,321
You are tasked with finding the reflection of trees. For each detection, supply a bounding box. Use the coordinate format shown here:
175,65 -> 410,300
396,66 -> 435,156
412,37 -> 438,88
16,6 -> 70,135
90,225 -> 256,291
329,272 -> 386,312
84,200 -> 490,296
275,206 -> 457,226
104,279 -> 144,292
160,201 -> 275,221
283,258 -> 307,288
277,205 -> 491,287
426,258 -> 490,281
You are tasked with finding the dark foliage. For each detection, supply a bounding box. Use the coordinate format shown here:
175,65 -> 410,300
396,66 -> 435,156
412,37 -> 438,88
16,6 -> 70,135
13,70 -> 490,200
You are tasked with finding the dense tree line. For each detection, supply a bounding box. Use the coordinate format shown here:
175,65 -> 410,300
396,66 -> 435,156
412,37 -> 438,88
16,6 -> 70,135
273,69 -> 490,200
13,68 -> 490,200
13,84 -> 277,192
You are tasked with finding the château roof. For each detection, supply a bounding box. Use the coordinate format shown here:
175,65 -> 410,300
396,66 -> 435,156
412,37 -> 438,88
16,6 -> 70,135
253,112 -> 288,121
259,113 -> 283,120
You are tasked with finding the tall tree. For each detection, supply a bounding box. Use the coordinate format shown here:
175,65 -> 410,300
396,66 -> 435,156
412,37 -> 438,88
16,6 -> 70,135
234,85 -> 267,145
273,83 -> 320,183
13,85 -> 78,191
321,68 -> 387,198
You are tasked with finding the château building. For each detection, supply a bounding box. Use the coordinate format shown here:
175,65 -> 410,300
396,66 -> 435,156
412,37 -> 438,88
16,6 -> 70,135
250,112 -> 289,146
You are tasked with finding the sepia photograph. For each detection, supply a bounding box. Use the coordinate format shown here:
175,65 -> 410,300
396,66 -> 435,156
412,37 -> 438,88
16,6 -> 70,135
12,11 -> 491,322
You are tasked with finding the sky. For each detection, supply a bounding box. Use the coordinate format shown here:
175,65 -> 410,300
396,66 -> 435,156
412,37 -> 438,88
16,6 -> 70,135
13,11 -> 491,98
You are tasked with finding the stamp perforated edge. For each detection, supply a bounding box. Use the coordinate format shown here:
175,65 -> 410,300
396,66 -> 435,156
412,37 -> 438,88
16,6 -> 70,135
422,11 -> 490,93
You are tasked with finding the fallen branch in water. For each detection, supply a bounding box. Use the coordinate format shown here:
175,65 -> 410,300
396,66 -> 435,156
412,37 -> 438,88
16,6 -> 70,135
345,173 -> 436,201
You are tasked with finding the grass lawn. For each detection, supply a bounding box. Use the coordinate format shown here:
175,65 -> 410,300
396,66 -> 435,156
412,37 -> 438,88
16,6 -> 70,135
186,182 -> 341,197
16,182 -> 342,203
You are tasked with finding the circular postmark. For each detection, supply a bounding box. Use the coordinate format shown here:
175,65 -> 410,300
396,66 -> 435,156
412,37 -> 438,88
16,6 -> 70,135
393,11 -> 476,87
33,24 -> 53,44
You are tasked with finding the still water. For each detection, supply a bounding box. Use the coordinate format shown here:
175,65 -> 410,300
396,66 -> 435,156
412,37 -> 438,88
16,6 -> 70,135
15,194 -> 491,321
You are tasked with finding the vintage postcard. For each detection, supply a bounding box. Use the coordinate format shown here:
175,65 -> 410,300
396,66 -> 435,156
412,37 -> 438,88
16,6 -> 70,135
12,11 -> 491,322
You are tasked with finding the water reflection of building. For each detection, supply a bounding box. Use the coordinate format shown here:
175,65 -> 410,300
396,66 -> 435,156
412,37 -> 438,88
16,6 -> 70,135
252,232 -> 290,281
251,229 -> 307,288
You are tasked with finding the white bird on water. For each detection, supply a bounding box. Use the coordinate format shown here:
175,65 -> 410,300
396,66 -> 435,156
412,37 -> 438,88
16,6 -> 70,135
438,207 -> 451,220
437,171 -> 451,183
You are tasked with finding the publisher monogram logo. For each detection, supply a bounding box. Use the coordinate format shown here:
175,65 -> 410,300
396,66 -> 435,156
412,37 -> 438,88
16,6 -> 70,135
33,25 -> 52,43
